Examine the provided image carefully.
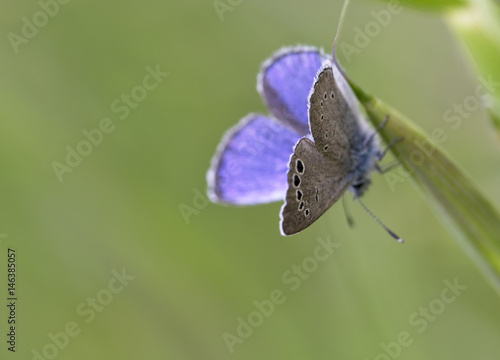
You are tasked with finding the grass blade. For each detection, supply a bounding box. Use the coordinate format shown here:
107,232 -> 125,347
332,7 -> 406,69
348,79 -> 500,294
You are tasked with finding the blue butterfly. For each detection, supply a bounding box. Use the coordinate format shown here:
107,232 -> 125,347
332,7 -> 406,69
207,46 -> 391,238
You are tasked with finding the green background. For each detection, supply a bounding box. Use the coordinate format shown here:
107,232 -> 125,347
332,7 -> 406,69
1,0 -> 500,359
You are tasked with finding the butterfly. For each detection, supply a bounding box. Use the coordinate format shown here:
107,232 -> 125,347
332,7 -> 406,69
207,46 -> 387,237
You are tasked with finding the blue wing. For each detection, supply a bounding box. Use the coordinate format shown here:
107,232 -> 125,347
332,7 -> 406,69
258,46 -> 327,136
207,114 -> 301,205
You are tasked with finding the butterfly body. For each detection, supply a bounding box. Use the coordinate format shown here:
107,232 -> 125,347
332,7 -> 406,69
207,47 -> 381,236
279,61 -> 380,235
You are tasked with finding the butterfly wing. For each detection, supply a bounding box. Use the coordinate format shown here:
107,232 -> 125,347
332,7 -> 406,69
207,114 -> 301,205
280,138 -> 352,236
308,61 -> 374,168
258,46 -> 327,136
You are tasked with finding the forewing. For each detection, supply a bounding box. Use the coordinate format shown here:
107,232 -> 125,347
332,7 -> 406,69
308,61 -> 371,167
207,114 -> 301,205
258,46 -> 327,136
280,138 -> 352,236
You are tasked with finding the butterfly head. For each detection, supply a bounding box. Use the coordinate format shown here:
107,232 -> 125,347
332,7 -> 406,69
350,177 -> 372,198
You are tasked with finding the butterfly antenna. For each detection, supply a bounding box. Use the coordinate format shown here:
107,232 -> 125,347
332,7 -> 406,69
332,0 -> 351,81
342,195 -> 355,228
354,195 -> 404,243
333,0 -> 350,53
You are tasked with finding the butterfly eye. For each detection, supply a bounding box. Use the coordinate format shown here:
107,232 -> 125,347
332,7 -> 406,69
324,92 -> 327,99
296,190 -> 303,201
304,209 -> 310,217
323,145 -> 329,151
298,201 -> 304,211
331,91 -> 335,99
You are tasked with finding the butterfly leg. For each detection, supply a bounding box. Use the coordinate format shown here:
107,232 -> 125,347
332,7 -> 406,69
377,137 -> 404,161
375,137 -> 404,174
364,115 -> 404,159
363,114 -> 389,147
342,195 -> 355,228
375,161 -> 400,174
374,118 -> 404,173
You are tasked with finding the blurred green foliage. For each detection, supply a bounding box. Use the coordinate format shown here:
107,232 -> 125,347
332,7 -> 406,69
1,1 -> 500,359
379,0 -> 467,11
447,0 -> 500,135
